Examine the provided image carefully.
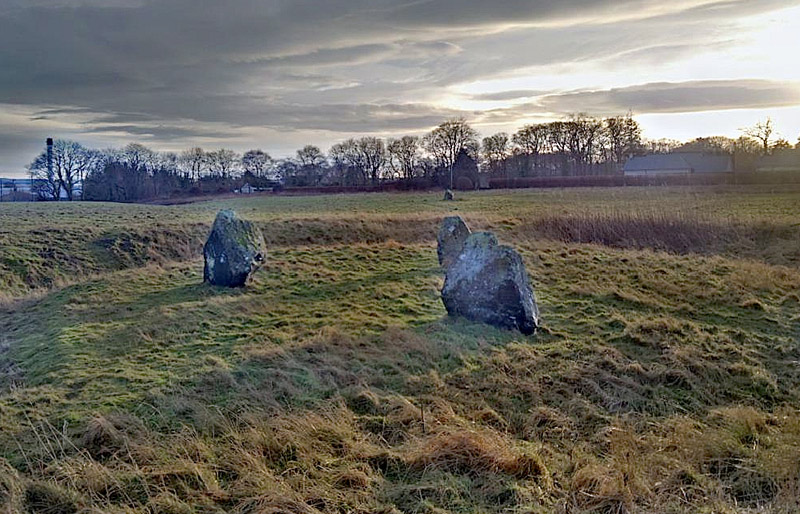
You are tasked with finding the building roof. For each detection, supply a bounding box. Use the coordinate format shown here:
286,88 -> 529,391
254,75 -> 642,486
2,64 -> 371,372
680,153 -> 732,173
0,178 -> 35,191
624,152 -> 732,174
757,149 -> 800,170
624,154 -> 691,173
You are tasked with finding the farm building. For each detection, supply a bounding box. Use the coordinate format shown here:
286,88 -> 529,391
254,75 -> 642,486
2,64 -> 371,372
756,149 -> 800,172
624,152 -> 733,176
0,178 -> 36,201
0,177 -> 83,201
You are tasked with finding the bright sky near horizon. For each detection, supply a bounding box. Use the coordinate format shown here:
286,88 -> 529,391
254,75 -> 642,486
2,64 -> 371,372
0,0 -> 799,177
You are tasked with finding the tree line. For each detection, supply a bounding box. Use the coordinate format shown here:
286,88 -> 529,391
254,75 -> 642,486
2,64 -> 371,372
28,115 -> 795,202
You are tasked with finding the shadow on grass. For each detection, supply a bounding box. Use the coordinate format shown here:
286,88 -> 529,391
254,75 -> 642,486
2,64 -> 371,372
0,277 -> 248,390
155,314 -> 540,428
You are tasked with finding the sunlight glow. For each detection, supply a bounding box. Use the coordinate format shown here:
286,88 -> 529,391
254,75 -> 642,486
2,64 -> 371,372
439,4 -> 800,140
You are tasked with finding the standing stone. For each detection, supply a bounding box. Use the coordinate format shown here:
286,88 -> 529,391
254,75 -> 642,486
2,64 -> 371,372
437,216 -> 471,269
443,189 -> 454,201
441,232 -> 539,335
203,210 -> 266,287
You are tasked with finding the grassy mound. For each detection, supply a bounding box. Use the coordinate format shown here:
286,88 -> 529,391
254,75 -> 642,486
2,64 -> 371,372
1,186 -> 800,512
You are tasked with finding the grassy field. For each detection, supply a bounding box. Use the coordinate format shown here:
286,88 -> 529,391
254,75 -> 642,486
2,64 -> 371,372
2,186 -> 800,513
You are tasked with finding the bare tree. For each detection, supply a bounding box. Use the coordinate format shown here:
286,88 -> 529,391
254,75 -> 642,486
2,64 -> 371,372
274,158 -> 300,185
771,138 -> 792,151
603,114 -> 642,169
28,152 -> 60,201
242,149 -> 272,178
83,149 -> 187,202
482,133 -> 510,176
79,149 -> 105,199
328,138 -> 386,185
423,118 -> 479,189
180,147 -> 206,180
512,124 -> 548,175
106,143 -> 160,196
28,139 -> 99,200
294,145 -> 327,185
355,137 -> 386,185
387,136 -> 420,180
159,152 -> 179,172
330,139 -> 365,185
206,149 -> 241,178
296,145 -> 325,168
564,114 -> 603,175
547,120 -> 570,170
329,141 -> 355,185
119,143 -> 158,172
734,136 -> 762,154
644,138 -> 682,154
743,118 -> 775,155
731,136 -> 763,172
677,136 -> 736,154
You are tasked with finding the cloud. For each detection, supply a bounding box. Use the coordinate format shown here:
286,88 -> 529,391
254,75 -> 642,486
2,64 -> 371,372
537,80 -> 800,115
470,90 -> 549,101
82,124 -> 239,140
0,0 -> 798,175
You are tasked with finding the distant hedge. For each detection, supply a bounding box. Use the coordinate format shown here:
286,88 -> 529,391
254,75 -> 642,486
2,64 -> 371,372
488,170 -> 800,189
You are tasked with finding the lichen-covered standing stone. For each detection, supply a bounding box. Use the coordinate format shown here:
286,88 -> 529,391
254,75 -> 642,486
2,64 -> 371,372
203,210 -> 266,287
441,232 -> 539,335
437,216 -> 471,269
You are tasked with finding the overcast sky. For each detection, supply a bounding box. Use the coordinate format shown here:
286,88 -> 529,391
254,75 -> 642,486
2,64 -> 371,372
1,0 -> 799,176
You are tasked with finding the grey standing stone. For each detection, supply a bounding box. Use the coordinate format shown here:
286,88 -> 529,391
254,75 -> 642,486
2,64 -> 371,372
443,189 -> 454,201
437,216 -> 471,269
442,232 -> 539,335
203,210 -> 266,287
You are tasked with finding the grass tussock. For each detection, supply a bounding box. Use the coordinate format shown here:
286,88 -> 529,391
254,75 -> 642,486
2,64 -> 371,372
406,429 -> 547,480
23,481 -> 83,514
0,458 -> 23,512
80,414 -> 144,461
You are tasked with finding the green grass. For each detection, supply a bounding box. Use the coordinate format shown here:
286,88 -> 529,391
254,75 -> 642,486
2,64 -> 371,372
1,186 -> 800,513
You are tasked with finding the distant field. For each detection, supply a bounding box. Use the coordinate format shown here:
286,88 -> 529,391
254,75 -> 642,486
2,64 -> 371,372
3,185 -> 800,297
2,185 -> 800,513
